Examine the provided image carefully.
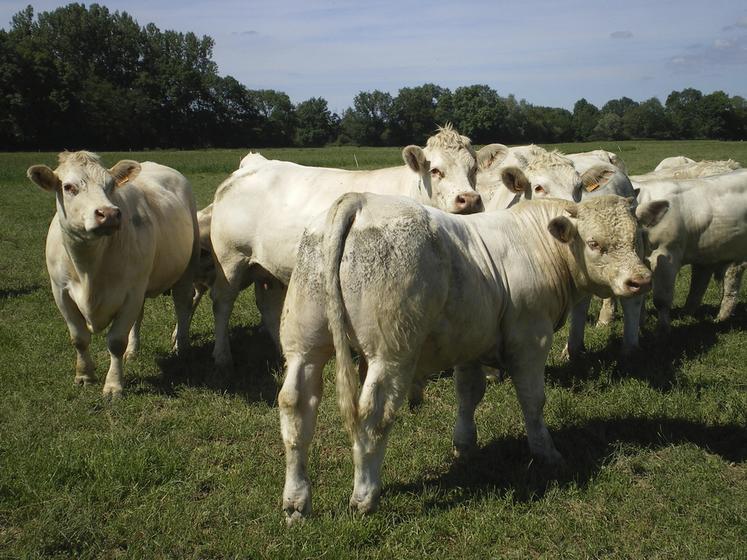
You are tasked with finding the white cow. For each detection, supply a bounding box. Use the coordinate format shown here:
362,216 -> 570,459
632,158 -> 741,182
279,192 -> 668,521
635,169 -> 747,331
478,145 -> 644,358
27,151 -> 198,396
593,159 -> 746,327
566,149 -> 628,175
209,125 -> 508,371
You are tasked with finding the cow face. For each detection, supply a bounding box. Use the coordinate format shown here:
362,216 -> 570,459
548,195 -> 669,298
27,151 -> 140,240
403,126 -> 507,215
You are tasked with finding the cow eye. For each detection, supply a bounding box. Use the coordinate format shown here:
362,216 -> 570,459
430,168 -> 444,178
534,185 -> 545,194
587,240 -> 602,251
63,183 -> 78,195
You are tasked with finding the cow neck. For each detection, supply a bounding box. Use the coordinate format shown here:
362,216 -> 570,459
61,224 -> 118,287
510,202 -> 584,328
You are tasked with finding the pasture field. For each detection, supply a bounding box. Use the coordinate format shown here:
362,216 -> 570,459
1,141 -> 746,559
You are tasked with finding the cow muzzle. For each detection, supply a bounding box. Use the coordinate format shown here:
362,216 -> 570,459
621,273 -> 651,296
454,192 -> 483,215
93,206 -> 122,234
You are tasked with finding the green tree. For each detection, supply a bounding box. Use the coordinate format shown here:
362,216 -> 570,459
591,113 -> 625,140
251,89 -> 297,146
572,98 -> 600,141
622,97 -> 671,139
339,90 -> 394,145
665,88 -> 704,139
449,85 -> 506,144
295,97 -> 339,146
390,84 -> 448,145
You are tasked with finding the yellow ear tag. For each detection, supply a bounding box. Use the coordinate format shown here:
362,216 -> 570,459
585,182 -> 600,192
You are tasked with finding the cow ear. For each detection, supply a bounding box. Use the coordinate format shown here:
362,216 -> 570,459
477,143 -> 509,171
27,165 -> 61,192
402,146 -> 427,174
579,165 -> 616,193
109,160 -> 141,186
548,216 -> 576,243
635,199 -> 669,228
501,166 -> 530,194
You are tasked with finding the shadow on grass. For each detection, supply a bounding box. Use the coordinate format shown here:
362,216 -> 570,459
0,284 -> 40,299
387,416 -> 747,509
147,325 -> 282,406
547,304 -> 747,391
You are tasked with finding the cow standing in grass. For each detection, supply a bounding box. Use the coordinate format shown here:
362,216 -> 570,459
27,151 -> 198,396
209,125 -> 508,372
278,192 -> 668,521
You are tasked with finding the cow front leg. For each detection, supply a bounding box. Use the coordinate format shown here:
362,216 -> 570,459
52,286 -> 96,385
596,297 -> 616,326
507,324 -> 562,466
620,294 -> 644,356
279,352 -> 326,525
651,251 -> 680,334
562,296 -> 591,360
103,296 -> 145,397
211,271 -> 240,374
682,264 -> 714,316
171,271 -> 195,354
350,359 -> 413,514
452,363 -> 486,459
717,261 -> 745,322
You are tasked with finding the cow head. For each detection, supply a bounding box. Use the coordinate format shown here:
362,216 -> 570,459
27,151 -> 140,240
547,195 -> 669,298
403,124 -> 508,215
499,148 -> 582,202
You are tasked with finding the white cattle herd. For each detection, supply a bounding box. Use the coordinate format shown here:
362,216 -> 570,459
26,125 -> 746,522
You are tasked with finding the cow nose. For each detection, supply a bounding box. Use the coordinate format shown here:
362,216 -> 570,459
624,274 -> 651,294
455,192 -> 483,214
94,206 -> 121,228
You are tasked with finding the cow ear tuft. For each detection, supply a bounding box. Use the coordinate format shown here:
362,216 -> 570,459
110,160 -> 141,186
501,166 -> 530,194
635,199 -> 669,228
548,216 -> 576,243
27,165 -> 60,192
477,143 -> 509,171
402,146 -> 427,174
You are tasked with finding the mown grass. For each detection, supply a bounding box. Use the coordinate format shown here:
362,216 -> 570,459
1,141 -> 746,559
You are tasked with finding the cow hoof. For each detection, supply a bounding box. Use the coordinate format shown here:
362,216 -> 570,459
560,345 -> 585,362
595,318 -> 612,327
452,443 -> 477,461
349,492 -> 380,515
102,384 -> 123,398
283,506 -> 309,527
123,349 -> 137,362
74,374 -> 95,386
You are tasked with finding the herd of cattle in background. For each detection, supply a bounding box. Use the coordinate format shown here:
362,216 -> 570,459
25,125 -> 747,522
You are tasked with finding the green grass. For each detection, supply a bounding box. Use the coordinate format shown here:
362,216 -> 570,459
1,142 -> 746,559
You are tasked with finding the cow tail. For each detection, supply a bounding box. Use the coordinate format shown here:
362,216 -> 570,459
324,193 -> 364,437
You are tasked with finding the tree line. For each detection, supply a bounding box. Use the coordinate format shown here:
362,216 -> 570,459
2,4 -> 746,151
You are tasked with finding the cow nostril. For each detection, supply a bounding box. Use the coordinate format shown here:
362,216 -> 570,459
456,195 -> 466,205
114,208 -> 122,219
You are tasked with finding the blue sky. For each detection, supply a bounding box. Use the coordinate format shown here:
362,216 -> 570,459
2,0 -> 746,114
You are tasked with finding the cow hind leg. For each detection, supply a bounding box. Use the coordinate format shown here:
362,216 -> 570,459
562,296 -> 591,361
279,351 -> 327,525
452,363 -> 486,459
124,305 -> 144,361
717,262 -> 745,322
350,358 -> 414,514
254,279 -> 288,351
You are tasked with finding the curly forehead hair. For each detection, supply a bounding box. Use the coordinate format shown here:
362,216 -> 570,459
56,150 -> 112,182
426,123 -> 475,155
521,147 -> 574,172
